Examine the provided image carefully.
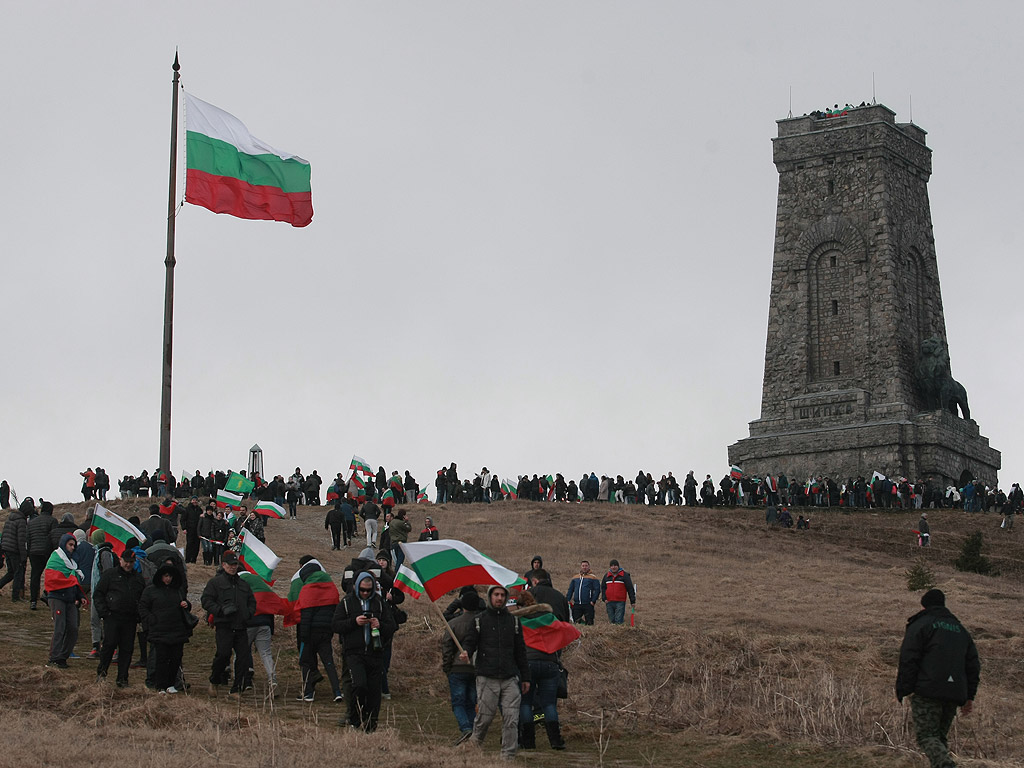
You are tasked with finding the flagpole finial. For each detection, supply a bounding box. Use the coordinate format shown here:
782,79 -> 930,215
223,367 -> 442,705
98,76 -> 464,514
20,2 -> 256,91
173,51 -> 180,72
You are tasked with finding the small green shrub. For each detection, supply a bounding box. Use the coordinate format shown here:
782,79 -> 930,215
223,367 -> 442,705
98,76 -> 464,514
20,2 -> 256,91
905,559 -> 935,591
954,531 -> 995,575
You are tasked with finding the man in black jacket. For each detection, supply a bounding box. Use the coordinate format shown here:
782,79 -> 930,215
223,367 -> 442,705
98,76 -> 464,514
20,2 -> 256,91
94,547 -> 146,686
181,496 -> 203,564
26,500 -> 58,609
896,589 -> 980,768
200,551 -> 256,695
333,571 -> 396,731
459,585 -> 531,760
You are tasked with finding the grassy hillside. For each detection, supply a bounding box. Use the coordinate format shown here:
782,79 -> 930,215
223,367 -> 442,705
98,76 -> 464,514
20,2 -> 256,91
1,498 -> 1021,768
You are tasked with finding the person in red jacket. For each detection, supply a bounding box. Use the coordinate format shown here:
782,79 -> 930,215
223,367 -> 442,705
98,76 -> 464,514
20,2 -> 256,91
600,560 -> 635,625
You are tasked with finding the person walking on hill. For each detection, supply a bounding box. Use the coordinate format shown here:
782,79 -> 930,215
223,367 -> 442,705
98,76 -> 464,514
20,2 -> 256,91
442,589 -> 485,743
201,550 -> 256,695
459,585 -> 531,760
918,513 -> 931,547
566,560 -> 601,625
896,589 -> 980,768
361,499 -> 381,549
0,498 -> 32,601
93,547 -> 145,685
601,559 -> 636,625
45,534 -> 89,669
26,499 -> 58,610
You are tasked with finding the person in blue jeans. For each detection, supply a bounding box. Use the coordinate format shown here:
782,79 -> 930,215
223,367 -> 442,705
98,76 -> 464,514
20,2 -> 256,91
441,590 -> 484,743
600,559 -> 636,624
514,590 -> 567,750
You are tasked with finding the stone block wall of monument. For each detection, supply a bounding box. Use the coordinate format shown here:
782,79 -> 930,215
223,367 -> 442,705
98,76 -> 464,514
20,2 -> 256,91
729,103 -> 1000,487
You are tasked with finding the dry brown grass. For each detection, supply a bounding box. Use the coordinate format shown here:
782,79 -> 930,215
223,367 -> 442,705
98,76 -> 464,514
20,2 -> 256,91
2,497 -> 1022,767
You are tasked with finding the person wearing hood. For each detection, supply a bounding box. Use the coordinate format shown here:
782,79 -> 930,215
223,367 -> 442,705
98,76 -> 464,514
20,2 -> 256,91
417,517 -> 439,542
458,584 -> 531,760
442,588 -> 485,743
44,532 -> 90,669
138,564 -> 193,694
566,560 -> 601,625
26,499 -> 58,609
333,571 -> 397,732
524,556 -> 544,586
93,546 -> 145,684
896,589 -> 980,768
50,510 -> 78,550
200,550 -> 257,695
72,529 -> 95,593
296,558 -> 342,703
88,528 -> 117,659
0,498 -> 32,601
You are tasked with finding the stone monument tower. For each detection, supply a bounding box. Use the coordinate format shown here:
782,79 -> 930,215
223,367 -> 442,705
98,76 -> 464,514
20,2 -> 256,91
728,104 -> 1000,488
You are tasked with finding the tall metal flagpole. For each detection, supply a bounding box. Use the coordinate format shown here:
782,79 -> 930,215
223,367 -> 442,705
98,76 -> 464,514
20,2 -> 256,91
160,53 -> 180,475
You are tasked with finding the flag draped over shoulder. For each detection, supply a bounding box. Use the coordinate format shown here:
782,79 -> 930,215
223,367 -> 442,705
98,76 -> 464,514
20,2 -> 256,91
520,611 -> 581,654
43,546 -> 83,593
254,500 -> 287,519
283,560 -> 340,627
395,539 -> 521,601
225,471 -> 255,495
184,93 -> 312,227
239,571 -> 286,616
89,504 -> 146,556
238,530 -> 281,585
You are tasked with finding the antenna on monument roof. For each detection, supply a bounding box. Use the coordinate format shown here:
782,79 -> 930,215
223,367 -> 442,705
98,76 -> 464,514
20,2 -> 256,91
872,72 -> 876,105
788,86 -> 793,118
909,93 -> 913,123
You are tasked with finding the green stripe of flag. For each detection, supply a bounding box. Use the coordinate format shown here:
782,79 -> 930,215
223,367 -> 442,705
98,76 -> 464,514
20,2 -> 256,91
186,132 -> 312,193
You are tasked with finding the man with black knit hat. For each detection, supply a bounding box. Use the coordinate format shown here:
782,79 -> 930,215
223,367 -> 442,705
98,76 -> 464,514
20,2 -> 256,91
897,589 -> 980,768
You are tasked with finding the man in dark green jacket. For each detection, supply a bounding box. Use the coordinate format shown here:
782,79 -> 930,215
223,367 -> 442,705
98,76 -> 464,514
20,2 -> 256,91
896,589 -> 980,768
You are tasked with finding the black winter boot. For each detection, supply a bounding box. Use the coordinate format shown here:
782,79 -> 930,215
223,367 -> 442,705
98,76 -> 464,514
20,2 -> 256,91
544,721 -> 566,750
518,721 -> 536,749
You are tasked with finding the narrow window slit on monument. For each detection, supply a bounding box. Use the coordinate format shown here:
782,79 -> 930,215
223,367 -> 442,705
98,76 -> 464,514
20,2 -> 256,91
834,361 -> 841,376
832,300 -> 838,316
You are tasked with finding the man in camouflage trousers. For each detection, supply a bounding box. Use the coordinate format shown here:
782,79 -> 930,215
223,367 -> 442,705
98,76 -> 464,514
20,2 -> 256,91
896,589 -> 980,768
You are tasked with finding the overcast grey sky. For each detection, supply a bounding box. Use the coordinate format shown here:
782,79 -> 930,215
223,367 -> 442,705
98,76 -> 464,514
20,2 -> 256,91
1,2 -> 1019,502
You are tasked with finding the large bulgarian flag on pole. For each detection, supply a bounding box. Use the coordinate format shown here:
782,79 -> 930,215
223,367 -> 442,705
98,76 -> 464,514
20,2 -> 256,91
283,560 -> 340,627
184,92 -> 313,228
395,539 -> 524,601
238,529 -> 281,585
43,545 -> 84,593
90,504 -> 147,556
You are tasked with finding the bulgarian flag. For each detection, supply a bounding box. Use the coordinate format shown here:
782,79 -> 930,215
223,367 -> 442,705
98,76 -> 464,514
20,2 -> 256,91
730,465 -> 743,480
43,545 -> 83,593
254,500 -> 287,519
395,539 -> 521,601
238,530 -> 281,585
283,561 -> 340,627
239,571 -> 287,617
389,475 -> 404,492
350,455 -> 374,477
184,92 -> 313,228
381,488 -> 396,508
520,611 -> 582,654
90,504 -> 146,556
545,475 -> 555,501
225,471 -> 255,495
416,489 -> 429,504
501,479 -> 518,500
180,470 -> 190,485
216,489 -> 243,510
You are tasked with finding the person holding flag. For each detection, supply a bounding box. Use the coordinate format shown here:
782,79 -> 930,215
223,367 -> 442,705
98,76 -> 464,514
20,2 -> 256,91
295,557 -> 343,703
44,533 -> 90,669
458,584 -> 531,760
513,590 -> 572,751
